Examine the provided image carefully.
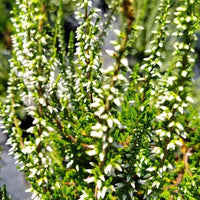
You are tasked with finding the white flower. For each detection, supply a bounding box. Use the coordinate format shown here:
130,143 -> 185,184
113,29 -> 121,36
100,187 -> 107,199
186,96 -> 194,103
87,149 -> 97,156
114,164 -> 122,172
21,145 -> 36,154
146,166 -> 156,172
181,70 -> 188,77
47,126 -> 54,132
84,176 -> 95,183
156,112 -> 167,121
97,180 -> 102,189
99,153 -> 104,162
113,98 -> 121,107
91,123 -> 101,130
168,121 -> 175,127
167,142 -> 175,150
29,168 -> 37,178
102,84 -> 110,90
107,118 -> 113,128
90,130 -> 103,138
105,49 -> 116,57
108,137 -> 113,143
152,147 -> 161,154
88,0 -> 92,7
79,190 -> 88,200
31,192 -> 38,200
121,58 -> 128,67
117,74 -> 128,82
26,126 -> 34,133
176,122 -> 184,131
178,106 -> 184,114
131,182 -> 135,188
46,146 -> 53,152
175,140 -> 183,146
147,189 -> 152,195
101,114 -> 109,119
152,181 -> 160,189
85,169 -> 92,174
66,160 -> 74,168
104,164 -> 113,174
167,76 -> 177,85
99,175 -> 105,182
90,102 -> 100,108
35,138 -> 40,146
94,107 -> 105,117
122,194 -> 127,200
168,163 -> 173,170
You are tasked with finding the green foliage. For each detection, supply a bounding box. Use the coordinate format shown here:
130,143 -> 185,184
0,51 -> 9,101
0,0 -> 200,199
0,185 -> 12,200
0,0 -> 12,102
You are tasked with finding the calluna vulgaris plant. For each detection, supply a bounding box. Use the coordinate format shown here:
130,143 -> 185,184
0,0 -> 200,199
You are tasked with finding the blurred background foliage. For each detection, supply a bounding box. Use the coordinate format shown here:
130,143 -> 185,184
0,0 -> 13,102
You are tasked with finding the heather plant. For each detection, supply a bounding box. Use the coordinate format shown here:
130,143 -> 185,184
0,0 -> 200,200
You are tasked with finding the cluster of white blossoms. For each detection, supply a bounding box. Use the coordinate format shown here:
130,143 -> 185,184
144,1 -> 199,199
153,0 -> 198,148
1,0 -> 200,199
125,0 -> 175,199
1,1 -> 64,200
